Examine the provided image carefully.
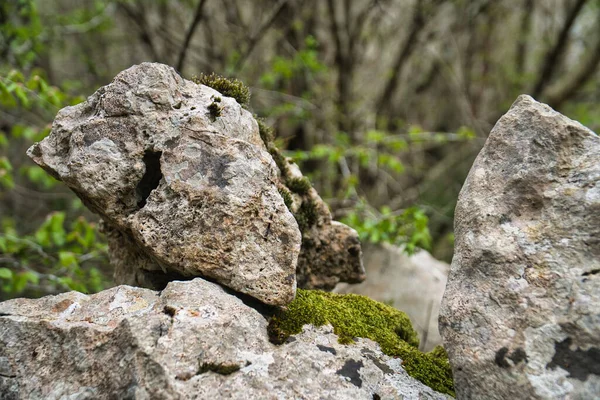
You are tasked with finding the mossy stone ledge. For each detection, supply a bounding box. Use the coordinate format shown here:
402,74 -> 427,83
268,289 -> 455,397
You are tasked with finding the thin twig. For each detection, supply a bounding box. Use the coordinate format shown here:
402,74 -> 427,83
176,0 -> 209,72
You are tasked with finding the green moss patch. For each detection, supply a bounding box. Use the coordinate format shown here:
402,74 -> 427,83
268,289 -> 454,397
257,117 -> 275,149
193,72 -> 250,107
207,96 -> 222,121
294,199 -> 318,231
197,362 -> 240,375
278,186 -> 293,210
286,176 -> 312,195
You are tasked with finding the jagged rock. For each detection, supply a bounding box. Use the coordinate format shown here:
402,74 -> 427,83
268,137 -> 366,290
440,95 -> 600,399
335,243 -> 449,351
0,278 -> 451,399
27,62 -> 301,306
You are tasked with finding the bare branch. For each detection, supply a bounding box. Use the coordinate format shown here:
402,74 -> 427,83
546,24 -> 600,108
233,0 -> 289,72
176,0 -> 209,72
375,1 -> 426,115
118,2 -> 161,61
531,0 -> 589,98
515,0 -> 534,75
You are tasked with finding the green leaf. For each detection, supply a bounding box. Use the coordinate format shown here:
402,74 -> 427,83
12,84 -> 30,107
0,268 -> 13,280
58,251 -> 77,268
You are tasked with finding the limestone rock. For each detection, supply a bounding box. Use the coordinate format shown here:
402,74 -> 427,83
0,278 -> 451,400
27,62 -> 301,306
440,95 -> 600,399
277,146 -> 366,290
336,243 -> 449,351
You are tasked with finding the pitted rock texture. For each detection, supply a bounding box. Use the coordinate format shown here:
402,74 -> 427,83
27,62 -> 301,306
336,243 -> 448,351
283,159 -> 366,290
0,279 -> 450,400
439,95 -> 600,399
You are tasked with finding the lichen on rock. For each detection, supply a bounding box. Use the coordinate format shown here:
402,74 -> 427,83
268,289 -> 455,396
440,95 -> 600,399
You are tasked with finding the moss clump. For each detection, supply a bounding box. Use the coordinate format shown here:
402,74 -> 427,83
278,186 -> 294,211
207,96 -> 222,121
193,72 -> 250,107
287,176 -> 312,195
197,362 -> 240,375
294,199 -> 318,231
268,146 -> 290,177
257,117 -> 275,149
268,289 -> 454,397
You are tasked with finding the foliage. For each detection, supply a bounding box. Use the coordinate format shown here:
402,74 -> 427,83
0,2 -> 108,299
343,204 -> 432,254
268,289 -> 454,396
0,213 -> 110,299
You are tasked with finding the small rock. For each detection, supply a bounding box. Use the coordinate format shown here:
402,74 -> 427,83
440,95 -> 600,399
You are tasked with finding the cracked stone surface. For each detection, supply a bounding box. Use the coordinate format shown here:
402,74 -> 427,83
0,278 -> 450,400
27,62 -> 301,306
439,95 -> 600,399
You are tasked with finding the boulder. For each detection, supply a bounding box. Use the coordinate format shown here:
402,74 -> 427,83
440,95 -> 600,399
27,63 -> 301,306
0,278 -> 451,400
336,243 -> 449,351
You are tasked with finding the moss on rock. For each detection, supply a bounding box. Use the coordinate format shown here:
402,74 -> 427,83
294,199 -> 318,231
268,289 -> 454,397
278,186 -> 294,210
197,362 -> 240,375
192,72 -> 250,107
287,176 -> 312,195
256,117 -> 275,149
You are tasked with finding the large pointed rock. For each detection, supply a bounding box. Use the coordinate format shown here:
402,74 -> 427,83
27,63 -> 301,306
440,95 -> 600,399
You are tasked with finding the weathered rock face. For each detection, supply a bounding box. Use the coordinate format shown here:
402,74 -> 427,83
440,95 -> 600,399
27,63 -> 301,306
336,243 -> 449,351
0,278 -> 450,400
273,142 -> 366,290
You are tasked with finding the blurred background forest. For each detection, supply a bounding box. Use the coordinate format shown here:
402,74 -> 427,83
1,0 -> 599,300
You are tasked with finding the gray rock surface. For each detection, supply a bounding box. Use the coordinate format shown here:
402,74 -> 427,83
27,62 -> 301,306
440,95 -> 600,399
336,243 -> 449,351
0,278 -> 450,400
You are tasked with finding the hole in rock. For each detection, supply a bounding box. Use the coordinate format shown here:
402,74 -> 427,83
136,150 -> 163,209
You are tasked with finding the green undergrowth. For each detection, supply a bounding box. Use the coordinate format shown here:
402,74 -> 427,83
268,289 -> 455,397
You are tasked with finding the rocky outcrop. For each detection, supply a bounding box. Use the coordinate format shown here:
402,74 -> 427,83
0,278 -> 451,400
336,243 -> 449,351
440,95 -> 600,399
